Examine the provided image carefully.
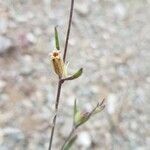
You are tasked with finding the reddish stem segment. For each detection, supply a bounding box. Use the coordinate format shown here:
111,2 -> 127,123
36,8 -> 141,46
48,80 -> 62,150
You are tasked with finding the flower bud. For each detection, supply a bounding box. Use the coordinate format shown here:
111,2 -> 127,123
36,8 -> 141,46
50,50 -> 64,78
74,111 -> 90,127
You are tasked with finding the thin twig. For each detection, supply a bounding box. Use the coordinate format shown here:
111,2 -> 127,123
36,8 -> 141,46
48,80 -> 62,150
48,0 -> 75,149
63,0 -> 75,62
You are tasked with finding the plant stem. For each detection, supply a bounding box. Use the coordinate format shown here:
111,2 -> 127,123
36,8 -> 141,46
48,0 -> 75,149
63,0 -> 75,62
48,80 -> 62,150
61,127 -> 76,150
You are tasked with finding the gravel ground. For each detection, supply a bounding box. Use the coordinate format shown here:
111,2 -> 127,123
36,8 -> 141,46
0,0 -> 150,150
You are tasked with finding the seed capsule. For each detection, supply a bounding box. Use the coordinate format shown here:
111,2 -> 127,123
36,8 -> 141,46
50,50 -> 64,78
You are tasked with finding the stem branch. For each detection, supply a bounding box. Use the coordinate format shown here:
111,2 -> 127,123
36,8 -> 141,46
48,0 -> 75,149
48,80 -> 62,150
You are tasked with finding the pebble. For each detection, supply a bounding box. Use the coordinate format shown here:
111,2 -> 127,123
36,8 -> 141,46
106,93 -> 118,114
0,94 -> 9,104
14,14 -> 28,23
14,12 -> 35,23
130,121 -> 138,131
77,131 -> 92,148
75,3 -> 90,16
34,27 -> 42,36
0,19 -> 8,34
26,33 -> 37,44
0,36 -> 13,55
113,3 -> 127,20
0,113 -> 13,125
136,88 -> 145,102
66,95 -> 75,106
20,55 -> 33,75
0,128 -> 24,142
0,80 -> 6,92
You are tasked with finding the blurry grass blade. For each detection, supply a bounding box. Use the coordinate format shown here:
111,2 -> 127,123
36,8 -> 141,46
73,99 -> 77,124
54,26 -> 60,50
63,135 -> 77,150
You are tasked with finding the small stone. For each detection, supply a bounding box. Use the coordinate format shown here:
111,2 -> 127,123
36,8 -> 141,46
106,93 -> 118,114
20,55 -> 33,75
0,19 -> 8,34
131,121 -> 138,130
44,0 -> 51,5
8,21 -> 17,29
1,128 -> 24,142
34,27 -> 42,36
14,14 -> 28,23
0,80 -> 6,92
0,36 -> 13,55
14,12 -> 34,23
0,113 -> 13,125
102,32 -> 110,40
75,3 -> 90,16
66,95 -> 75,106
135,88 -> 145,104
77,131 -> 92,148
114,3 -> 127,20
0,94 -> 9,104
26,33 -> 37,44
90,85 -> 99,94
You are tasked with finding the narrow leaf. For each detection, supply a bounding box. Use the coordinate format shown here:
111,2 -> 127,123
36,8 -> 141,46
54,26 -> 60,50
63,135 -> 77,150
64,68 -> 83,81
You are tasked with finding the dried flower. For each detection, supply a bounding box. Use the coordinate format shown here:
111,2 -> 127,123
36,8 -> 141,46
51,50 -> 64,78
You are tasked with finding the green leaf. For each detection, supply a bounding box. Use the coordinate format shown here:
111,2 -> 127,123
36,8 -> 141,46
64,68 -> 83,81
54,26 -> 60,50
63,135 -> 77,150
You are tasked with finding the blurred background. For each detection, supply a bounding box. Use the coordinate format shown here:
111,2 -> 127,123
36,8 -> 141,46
0,0 -> 150,150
